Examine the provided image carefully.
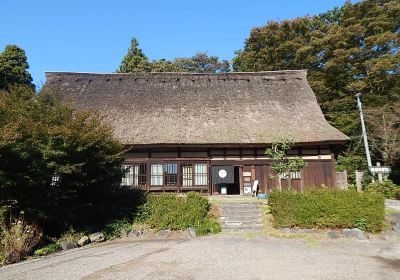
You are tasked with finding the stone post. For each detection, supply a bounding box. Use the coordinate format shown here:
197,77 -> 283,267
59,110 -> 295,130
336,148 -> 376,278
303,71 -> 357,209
355,170 -> 363,192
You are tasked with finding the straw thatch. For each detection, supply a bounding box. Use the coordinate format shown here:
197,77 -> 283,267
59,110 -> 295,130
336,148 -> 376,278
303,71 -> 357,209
43,70 -> 348,145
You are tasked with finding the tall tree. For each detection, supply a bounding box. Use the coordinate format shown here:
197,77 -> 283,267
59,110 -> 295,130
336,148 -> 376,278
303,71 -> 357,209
116,37 -> 151,73
170,52 -> 230,73
117,38 -> 230,73
233,0 -> 400,177
364,102 -> 400,166
0,45 -> 34,91
233,0 -> 400,137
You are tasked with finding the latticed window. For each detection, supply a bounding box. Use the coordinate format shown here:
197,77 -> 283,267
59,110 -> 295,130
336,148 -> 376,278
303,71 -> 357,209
164,163 -> 178,185
182,164 -> 193,186
290,171 -> 301,179
121,163 -> 147,187
194,163 -> 208,185
151,164 -> 163,186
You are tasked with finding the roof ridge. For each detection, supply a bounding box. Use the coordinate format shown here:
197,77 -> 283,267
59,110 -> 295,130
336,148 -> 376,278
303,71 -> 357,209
44,70 -> 308,76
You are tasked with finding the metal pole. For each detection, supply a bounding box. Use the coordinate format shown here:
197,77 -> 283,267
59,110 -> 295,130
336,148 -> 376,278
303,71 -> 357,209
355,93 -> 372,168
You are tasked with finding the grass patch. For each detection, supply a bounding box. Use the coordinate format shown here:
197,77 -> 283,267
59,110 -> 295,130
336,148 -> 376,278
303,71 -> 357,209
268,190 -> 385,233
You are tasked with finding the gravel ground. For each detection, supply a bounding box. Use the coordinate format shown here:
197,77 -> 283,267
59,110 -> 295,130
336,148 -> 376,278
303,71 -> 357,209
1,233 -> 399,280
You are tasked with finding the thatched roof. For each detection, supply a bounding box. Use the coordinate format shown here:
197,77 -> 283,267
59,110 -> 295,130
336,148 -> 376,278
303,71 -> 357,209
43,70 -> 348,145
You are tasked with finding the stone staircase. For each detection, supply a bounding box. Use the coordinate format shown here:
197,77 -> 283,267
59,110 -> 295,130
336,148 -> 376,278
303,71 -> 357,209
218,200 -> 263,232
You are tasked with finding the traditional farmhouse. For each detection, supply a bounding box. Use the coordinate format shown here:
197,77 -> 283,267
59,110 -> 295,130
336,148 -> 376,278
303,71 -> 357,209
43,70 -> 348,195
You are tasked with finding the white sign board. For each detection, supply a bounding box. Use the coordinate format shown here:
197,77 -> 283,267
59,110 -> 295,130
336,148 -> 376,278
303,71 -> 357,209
244,187 -> 252,194
369,166 -> 391,174
252,180 -> 259,191
243,172 -> 252,177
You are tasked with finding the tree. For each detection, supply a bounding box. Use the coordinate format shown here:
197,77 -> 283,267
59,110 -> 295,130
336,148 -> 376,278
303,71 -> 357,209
117,37 -> 230,73
233,0 -> 400,137
0,45 -> 34,91
364,102 -> 400,166
170,52 -> 230,73
265,139 -> 306,190
116,37 -> 151,73
149,58 -> 183,72
0,87 -> 124,234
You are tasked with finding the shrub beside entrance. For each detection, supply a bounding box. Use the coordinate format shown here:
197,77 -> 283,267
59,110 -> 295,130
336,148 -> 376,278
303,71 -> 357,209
268,190 -> 385,232
141,192 -> 221,235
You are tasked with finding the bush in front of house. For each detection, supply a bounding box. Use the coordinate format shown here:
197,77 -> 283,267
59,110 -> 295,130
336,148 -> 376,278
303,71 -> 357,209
268,189 -> 385,232
142,192 -> 221,235
364,180 -> 400,199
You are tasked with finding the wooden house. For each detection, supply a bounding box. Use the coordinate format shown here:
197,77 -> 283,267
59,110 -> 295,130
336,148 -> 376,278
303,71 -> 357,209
43,70 -> 348,195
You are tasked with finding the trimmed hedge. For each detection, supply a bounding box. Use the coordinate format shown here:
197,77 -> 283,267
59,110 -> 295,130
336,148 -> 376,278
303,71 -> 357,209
142,192 -> 221,235
268,190 -> 385,232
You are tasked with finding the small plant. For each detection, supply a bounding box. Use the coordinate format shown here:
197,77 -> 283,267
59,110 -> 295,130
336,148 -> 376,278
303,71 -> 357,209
103,218 -> 132,240
58,227 -> 85,243
265,138 -> 305,190
365,180 -> 400,199
34,243 -> 62,257
396,189 -> 400,200
0,212 -> 42,264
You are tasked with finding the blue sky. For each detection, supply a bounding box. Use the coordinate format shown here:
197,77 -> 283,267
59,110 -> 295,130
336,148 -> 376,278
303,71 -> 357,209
1,0 -> 351,87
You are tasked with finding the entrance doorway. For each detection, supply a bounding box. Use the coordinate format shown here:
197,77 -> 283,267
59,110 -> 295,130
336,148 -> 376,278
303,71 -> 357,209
227,166 -> 240,195
212,166 -> 240,195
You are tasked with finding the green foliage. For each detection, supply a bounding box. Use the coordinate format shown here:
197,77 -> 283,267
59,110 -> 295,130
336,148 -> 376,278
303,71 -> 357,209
336,155 -> 368,184
116,37 -> 151,73
233,0 -> 400,175
103,218 -> 132,240
141,192 -> 220,235
116,38 -> 230,73
395,189 -> 400,200
195,218 -> 221,236
268,189 -> 385,232
265,138 -> 305,188
0,87 -> 125,235
365,180 -> 400,199
57,228 -> 85,243
0,45 -> 34,91
34,243 -> 61,257
167,52 -> 230,73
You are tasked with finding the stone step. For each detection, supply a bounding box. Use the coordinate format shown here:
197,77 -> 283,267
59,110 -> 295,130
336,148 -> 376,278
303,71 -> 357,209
221,220 -> 264,227
220,203 -> 260,207
220,216 -> 262,221
221,227 -> 263,232
217,202 -> 263,232
220,211 -> 261,216
222,224 -> 264,229
220,205 -> 260,209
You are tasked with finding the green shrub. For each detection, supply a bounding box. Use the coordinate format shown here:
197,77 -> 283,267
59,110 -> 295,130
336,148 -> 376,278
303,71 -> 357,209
365,180 -> 400,199
195,218 -> 221,235
396,189 -> 400,200
103,218 -> 132,240
142,192 -> 220,235
34,243 -> 61,256
268,189 -> 385,232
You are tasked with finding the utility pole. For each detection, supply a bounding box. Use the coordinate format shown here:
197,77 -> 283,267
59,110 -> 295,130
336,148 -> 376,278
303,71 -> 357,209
355,93 -> 372,168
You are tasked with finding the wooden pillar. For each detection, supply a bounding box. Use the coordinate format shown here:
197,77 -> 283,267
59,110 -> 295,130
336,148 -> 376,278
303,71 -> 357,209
239,165 -> 244,195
